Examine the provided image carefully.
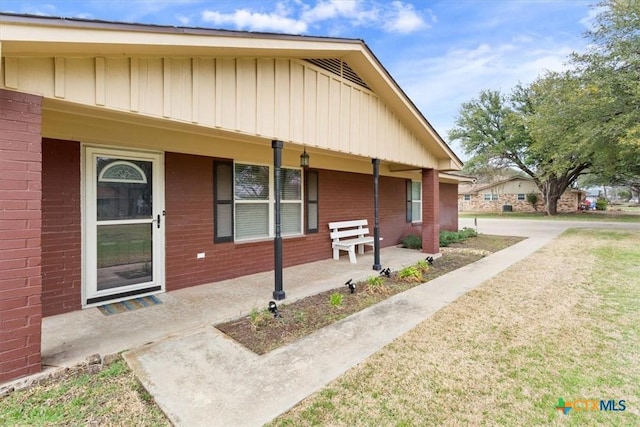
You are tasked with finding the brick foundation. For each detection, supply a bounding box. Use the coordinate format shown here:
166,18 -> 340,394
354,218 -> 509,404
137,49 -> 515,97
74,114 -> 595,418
0,89 -> 43,383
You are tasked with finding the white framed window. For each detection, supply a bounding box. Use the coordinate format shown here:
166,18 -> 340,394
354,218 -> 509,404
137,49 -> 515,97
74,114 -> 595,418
517,193 -> 526,201
483,193 -> 499,201
411,181 -> 422,222
233,163 -> 302,241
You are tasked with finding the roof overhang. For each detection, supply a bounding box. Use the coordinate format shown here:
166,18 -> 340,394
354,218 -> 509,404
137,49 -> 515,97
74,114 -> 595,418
0,13 -> 463,171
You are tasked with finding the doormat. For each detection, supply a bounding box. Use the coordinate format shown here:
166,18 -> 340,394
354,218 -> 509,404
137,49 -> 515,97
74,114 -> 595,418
97,295 -> 162,316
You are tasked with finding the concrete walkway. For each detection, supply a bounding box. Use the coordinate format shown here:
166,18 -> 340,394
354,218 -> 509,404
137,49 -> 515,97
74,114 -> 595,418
125,218 -> 640,426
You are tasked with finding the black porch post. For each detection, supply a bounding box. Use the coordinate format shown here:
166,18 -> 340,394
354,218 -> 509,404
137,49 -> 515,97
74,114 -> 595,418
272,140 -> 286,300
372,158 -> 382,270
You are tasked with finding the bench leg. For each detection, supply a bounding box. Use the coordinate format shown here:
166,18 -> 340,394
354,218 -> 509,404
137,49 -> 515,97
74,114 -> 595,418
348,247 -> 357,263
333,248 -> 340,260
358,244 -> 365,255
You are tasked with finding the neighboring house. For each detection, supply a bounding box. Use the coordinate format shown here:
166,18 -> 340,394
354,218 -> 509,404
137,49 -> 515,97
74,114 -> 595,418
458,177 -> 585,213
0,14 -> 464,383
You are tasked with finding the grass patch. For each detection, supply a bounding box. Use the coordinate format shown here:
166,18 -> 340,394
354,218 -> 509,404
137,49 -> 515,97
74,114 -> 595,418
269,229 -> 640,426
0,357 -> 170,426
460,211 -> 640,222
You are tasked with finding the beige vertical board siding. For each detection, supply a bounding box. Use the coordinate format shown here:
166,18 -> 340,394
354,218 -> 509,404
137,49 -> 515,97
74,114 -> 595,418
196,58 -> 216,126
289,61 -> 304,142
339,82 -> 350,152
168,58 -> 192,122
274,59 -> 290,139
65,58 -> 94,103
0,52 -> 447,169
217,58 -> 236,129
359,91 -> 371,156
303,67 -> 317,145
237,58 -> 257,132
4,57 -> 19,88
315,73 -> 330,147
368,95 -> 379,157
349,88 -> 360,154
130,58 -> 139,112
138,58 -> 163,117
327,77 -> 341,151
95,57 -> 105,106
54,57 -> 65,98
257,58 -> 275,137
105,58 -> 130,110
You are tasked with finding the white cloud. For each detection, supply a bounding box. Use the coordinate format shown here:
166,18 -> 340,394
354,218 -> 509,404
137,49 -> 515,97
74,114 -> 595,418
199,1 -> 429,35
300,0 -> 378,26
176,14 -> 191,25
202,8 -> 308,33
385,1 -> 428,34
391,40 -> 576,148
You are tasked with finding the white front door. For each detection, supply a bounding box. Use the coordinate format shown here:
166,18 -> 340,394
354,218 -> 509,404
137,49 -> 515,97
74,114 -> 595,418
84,147 -> 164,306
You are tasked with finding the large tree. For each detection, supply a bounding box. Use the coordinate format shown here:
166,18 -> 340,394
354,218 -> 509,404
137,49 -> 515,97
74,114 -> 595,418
448,81 -> 592,215
572,0 -> 640,188
450,0 -> 640,214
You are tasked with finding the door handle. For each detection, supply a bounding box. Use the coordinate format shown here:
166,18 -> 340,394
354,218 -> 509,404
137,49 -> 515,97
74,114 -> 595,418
156,214 -> 161,229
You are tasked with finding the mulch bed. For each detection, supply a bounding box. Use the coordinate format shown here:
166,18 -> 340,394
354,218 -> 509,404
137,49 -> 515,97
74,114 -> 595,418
216,235 -> 525,355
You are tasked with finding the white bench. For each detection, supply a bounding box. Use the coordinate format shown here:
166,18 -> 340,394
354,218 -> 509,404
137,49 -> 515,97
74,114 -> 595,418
328,219 -> 378,264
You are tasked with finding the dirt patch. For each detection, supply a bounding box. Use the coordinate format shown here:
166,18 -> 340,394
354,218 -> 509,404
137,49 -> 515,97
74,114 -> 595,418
216,234 -> 524,355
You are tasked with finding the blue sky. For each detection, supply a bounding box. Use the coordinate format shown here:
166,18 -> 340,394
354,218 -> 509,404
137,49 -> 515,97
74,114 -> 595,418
1,0 -> 598,157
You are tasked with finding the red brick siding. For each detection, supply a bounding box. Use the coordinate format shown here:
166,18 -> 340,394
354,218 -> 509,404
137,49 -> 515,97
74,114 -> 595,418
0,89 -> 43,383
164,154 -> 416,291
421,169 -> 440,253
41,139 -> 81,316
439,183 -> 458,232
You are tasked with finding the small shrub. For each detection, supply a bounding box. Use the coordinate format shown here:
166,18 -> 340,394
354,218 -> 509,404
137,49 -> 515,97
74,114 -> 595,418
440,228 -> 477,247
329,292 -> 344,307
596,198 -> 608,211
401,234 -> 422,250
366,275 -> 388,294
398,265 -> 423,282
416,259 -> 430,273
249,307 -> 271,330
526,192 -> 539,210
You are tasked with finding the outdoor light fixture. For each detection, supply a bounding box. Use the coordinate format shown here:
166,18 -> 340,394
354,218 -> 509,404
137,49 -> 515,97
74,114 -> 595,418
426,256 -> 434,266
300,148 -> 310,168
345,279 -> 356,294
268,300 -> 281,318
380,267 -> 391,278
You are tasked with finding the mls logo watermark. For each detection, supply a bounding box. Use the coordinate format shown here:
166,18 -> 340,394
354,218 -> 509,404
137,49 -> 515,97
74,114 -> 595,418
556,398 -> 626,415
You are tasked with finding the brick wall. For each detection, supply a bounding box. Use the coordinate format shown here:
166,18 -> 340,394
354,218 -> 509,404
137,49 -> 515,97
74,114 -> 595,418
459,191 -> 579,213
0,89 -> 43,383
165,153 -> 415,291
439,183 -> 458,231
421,168 -> 440,253
41,139 -> 81,316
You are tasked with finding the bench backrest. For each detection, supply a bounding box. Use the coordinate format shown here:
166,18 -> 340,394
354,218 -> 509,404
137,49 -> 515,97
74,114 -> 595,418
328,219 -> 370,240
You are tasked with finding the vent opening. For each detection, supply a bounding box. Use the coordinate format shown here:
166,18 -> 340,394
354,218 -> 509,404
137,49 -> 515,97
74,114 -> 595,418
305,58 -> 371,90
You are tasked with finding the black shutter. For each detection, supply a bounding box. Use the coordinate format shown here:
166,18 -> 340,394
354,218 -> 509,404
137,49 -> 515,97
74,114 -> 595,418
214,160 -> 234,243
406,179 -> 412,223
306,170 -> 319,233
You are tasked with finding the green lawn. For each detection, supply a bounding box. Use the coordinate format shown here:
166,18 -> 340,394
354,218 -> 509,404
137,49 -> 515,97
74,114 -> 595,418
460,211 -> 640,222
0,358 -> 169,426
